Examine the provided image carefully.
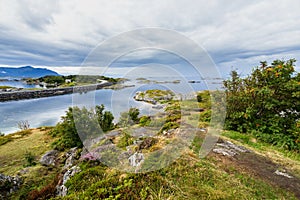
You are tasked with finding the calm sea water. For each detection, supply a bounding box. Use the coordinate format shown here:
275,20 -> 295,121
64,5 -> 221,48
0,78 -> 218,134
0,80 -> 41,88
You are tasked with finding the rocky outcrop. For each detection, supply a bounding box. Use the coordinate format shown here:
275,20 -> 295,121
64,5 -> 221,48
63,147 -> 80,170
56,166 -> 81,197
0,82 -> 113,102
134,91 -> 174,105
56,148 -> 82,197
40,150 -> 59,166
0,174 -> 22,199
274,169 -> 293,179
128,152 -> 144,167
212,140 -> 251,157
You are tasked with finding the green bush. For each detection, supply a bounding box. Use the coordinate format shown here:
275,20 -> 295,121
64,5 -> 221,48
148,118 -> 165,128
139,116 -> 151,126
96,104 -> 115,132
117,131 -> 134,149
199,110 -> 211,122
160,122 -> 179,133
51,105 -> 114,151
118,107 -> 140,127
128,107 -> 140,123
224,59 -> 300,151
24,151 -> 36,167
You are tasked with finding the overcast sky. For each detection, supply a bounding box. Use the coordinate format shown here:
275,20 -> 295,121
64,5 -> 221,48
1,0 -> 300,77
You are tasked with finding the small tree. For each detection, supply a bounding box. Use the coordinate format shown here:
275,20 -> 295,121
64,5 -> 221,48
224,59 -> 300,150
118,107 -> 140,127
128,107 -> 140,123
24,151 -> 36,167
96,104 -> 114,132
18,120 -> 30,130
51,105 -> 115,151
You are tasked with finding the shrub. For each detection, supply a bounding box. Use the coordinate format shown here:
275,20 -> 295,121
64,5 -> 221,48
17,120 -> 30,130
160,122 -> 179,133
96,104 -> 115,132
139,116 -> 151,127
118,107 -> 140,127
50,107 -> 83,151
117,131 -> 134,149
26,174 -> 60,200
24,151 -> 36,167
51,105 -> 115,151
128,107 -> 140,123
224,59 -> 300,151
199,110 -> 211,122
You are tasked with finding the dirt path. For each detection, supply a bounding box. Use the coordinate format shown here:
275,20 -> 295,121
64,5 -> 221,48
210,139 -> 300,199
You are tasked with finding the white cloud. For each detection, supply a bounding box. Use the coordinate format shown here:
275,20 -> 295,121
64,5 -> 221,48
0,0 -> 300,75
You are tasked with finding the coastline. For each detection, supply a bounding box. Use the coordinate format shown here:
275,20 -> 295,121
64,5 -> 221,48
0,81 -> 114,102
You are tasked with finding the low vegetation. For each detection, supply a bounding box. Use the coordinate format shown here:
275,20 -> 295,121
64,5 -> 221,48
33,75 -> 125,87
1,61 -> 300,199
224,59 -> 300,151
0,85 -> 15,89
56,152 -> 295,199
50,104 -> 114,151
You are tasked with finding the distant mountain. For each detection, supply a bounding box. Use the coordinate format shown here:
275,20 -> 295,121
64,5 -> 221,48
0,66 -> 60,78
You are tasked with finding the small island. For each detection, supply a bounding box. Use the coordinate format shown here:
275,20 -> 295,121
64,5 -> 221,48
0,75 -> 125,102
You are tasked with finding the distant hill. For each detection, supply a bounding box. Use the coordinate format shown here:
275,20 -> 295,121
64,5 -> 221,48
0,66 -> 60,78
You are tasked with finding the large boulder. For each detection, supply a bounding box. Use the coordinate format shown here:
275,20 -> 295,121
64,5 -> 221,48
128,152 -> 144,167
63,147 -> 79,169
39,150 -> 59,166
56,166 -> 81,197
212,140 -> 251,157
0,174 -> 22,199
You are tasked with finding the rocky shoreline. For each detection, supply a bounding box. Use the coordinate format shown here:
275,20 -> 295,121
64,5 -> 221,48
0,81 -> 113,102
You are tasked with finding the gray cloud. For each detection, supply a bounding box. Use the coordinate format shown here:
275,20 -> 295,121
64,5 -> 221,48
0,0 -> 300,76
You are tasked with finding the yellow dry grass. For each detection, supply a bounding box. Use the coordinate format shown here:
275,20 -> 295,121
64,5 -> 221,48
0,128 -> 54,175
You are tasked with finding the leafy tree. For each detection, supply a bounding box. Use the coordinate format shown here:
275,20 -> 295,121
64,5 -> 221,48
17,120 -> 30,130
50,107 -> 83,150
139,116 -> 151,126
51,105 -> 115,151
39,75 -> 65,85
118,107 -> 140,127
95,104 -> 114,132
224,59 -> 300,150
24,151 -> 36,167
128,107 -> 140,123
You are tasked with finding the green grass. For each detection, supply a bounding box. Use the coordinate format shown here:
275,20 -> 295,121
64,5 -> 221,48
0,128 -> 61,199
0,129 -> 32,146
55,153 -> 296,200
0,128 -> 55,175
0,85 -> 15,89
222,130 -> 300,178
222,130 -> 300,161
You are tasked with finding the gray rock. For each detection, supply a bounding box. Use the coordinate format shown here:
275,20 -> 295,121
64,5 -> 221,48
63,147 -> 78,169
275,169 -> 293,179
56,185 -> 68,197
62,166 -> 81,185
18,168 -> 29,175
56,166 -> 81,197
212,140 -> 251,157
0,174 -> 22,199
39,150 -> 58,166
152,104 -> 163,109
212,148 -> 237,157
128,152 -> 144,167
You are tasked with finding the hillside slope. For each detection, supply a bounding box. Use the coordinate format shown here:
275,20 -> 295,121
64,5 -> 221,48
0,66 -> 60,78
